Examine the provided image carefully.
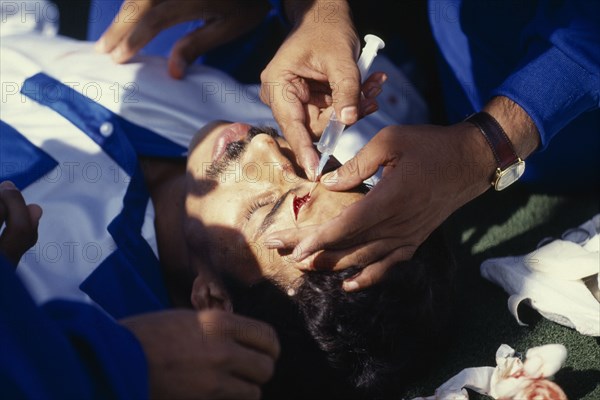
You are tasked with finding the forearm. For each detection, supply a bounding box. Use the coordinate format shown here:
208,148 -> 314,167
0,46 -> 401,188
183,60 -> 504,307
284,0 -> 353,24
483,96 -> 541,160
282,0 -> 359,69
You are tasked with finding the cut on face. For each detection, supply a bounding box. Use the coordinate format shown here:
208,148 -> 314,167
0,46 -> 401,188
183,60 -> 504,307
184,121 -> 364,288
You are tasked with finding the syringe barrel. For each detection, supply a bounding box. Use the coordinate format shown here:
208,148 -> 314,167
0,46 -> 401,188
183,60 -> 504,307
317,113 -> 346,154
357,34 -> 385,81
316,34 -> 385,157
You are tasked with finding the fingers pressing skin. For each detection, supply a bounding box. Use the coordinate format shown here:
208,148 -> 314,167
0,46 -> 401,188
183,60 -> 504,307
296,238 -> 402,272
271,165 -> 424,263
260,71 -> 387,181
342,247 -> 416,292
268,84 -> 321,181
322,130 -> 397,191
259,2 -> 359,180
264,124 -> 485,292
263,131 -> 403,264
0,181 -> 42,266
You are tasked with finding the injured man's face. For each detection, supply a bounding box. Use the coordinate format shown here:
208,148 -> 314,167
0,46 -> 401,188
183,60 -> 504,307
182,121 -> 455,396
185,121 -> 363,289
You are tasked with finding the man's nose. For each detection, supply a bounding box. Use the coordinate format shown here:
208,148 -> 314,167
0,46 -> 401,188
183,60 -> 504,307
246,135 -> 296,184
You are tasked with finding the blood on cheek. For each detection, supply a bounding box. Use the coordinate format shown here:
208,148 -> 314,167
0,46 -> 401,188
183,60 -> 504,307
293,193 -> 311,220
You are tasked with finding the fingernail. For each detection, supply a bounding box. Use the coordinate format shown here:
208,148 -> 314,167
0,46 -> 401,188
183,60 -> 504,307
379,73 -> 388,84
343,280 -> 359,292
94,38 -> 105,52
304,163 -> 316,182
322,171 -> 338,186
297,258 -> 312,270
0,181 -> 17,190
304,154 -> 319,181
111,46 -> 124,62
340,106 -> 358,125
264,240 -> 284,249
293,247 -> 310,262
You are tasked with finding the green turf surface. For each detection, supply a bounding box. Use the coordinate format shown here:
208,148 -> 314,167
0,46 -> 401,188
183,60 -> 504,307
403,186 -> 600,400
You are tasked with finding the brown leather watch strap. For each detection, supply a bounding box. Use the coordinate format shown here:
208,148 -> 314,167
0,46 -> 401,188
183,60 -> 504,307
466,111 -> 519,171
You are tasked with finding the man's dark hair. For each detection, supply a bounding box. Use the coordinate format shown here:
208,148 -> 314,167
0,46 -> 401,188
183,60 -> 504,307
227,227 -> 456,400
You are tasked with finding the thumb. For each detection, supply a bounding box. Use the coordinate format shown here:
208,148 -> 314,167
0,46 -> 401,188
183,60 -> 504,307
325,58 -> 361,126
321,142 -> 384,191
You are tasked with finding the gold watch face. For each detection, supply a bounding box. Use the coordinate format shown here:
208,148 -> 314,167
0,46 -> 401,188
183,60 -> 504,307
494,160 -> 525,191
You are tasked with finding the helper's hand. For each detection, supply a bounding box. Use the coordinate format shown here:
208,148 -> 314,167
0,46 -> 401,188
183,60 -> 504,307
260,0 -> 381,181
0,181 -> 42,266
121,309 -> 280,400
96,0 -> 271,79
265,123 -> 496,290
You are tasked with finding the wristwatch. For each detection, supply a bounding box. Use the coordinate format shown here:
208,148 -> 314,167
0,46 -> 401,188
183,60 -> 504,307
466,111 -> 525,191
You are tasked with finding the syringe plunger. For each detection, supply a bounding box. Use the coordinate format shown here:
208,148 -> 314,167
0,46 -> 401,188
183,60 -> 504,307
356,34 -> 385,81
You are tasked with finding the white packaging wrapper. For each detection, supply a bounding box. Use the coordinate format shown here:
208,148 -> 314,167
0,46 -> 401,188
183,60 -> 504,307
481,215 -> 600,336
413,344 -> 567,400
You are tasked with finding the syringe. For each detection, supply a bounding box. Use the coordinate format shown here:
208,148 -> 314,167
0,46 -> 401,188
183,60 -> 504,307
314,34 -> 385,180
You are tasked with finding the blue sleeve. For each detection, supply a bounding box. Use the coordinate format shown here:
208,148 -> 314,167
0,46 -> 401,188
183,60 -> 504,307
268,0 -> 288,24
491,0 -> 600,148
0,257 -> 148,399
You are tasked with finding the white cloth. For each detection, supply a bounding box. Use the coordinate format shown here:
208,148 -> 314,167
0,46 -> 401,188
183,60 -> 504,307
2,33 -> 281,306
413,344 -> 568,400
0,0 -> 58,36
481,215 -> 600,336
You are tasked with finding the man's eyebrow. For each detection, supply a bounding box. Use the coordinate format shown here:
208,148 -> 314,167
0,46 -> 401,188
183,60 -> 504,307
255,189 -> 292,239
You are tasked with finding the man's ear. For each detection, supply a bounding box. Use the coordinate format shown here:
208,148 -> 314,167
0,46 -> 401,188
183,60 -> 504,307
190,276 -> 233,312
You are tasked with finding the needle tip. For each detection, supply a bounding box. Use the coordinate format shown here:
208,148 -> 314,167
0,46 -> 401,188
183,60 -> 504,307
308,181 -> 318,197
315,154 -> 329,179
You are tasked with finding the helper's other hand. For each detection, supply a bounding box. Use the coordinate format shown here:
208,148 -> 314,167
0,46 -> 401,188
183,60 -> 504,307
96,0 -> 271,79
121,309 -> 280,400
0,181 -> 42,267
260,0 -> 377,181
265,123 -> 497,291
